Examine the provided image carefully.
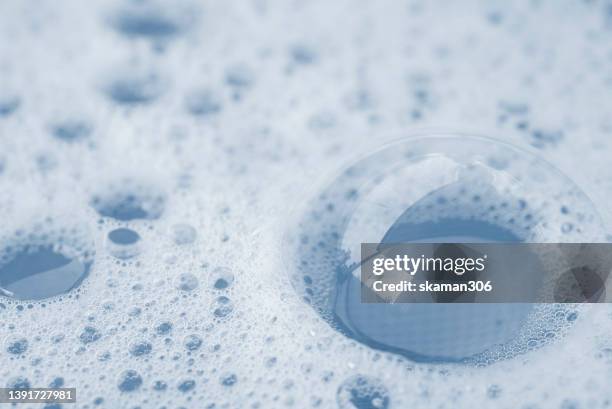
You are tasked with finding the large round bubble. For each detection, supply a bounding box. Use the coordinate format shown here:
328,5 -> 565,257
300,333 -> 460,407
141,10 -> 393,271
287,134 -> 606,363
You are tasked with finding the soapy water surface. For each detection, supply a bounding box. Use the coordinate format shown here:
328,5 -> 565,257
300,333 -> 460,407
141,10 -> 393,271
2,1 -> 612,408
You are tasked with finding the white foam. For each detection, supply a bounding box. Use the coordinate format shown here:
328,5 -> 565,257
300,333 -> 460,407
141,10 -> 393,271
0,0 -> 612,407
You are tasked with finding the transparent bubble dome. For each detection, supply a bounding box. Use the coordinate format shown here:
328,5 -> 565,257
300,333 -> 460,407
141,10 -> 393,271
287,134 -> 606,364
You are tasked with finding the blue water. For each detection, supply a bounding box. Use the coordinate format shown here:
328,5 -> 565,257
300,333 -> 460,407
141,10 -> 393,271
334,216 -> 533,363
0,246 -> 91,300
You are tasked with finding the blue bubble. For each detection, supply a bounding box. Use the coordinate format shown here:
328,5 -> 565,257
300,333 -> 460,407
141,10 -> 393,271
220,374 -> 237,387
177,379 -> 195,392
6,338 -> 28,354
104,74 -> 164,105
0,96 -> 20,117
213,296 -> 233,318
290,135 -> 603,364
171,224 -> 197,245
290,44 -> 318,65
92,189 -> 165,221
108,228 -> 140,245
112,8 -> 181,39
336,375 -> 390,409
0,244 -> 92,301
129,341 -> 152,357
155,322 -> 173,335
7,376 -> 30,389
118,370 -> 143,392
79,326 -> 102,344
185,90 -> 222,117
177,273 -> 198,292
51,120 -> 92,142
153,380 -> 167,391
49,377 -> 64,388
184,335 -> 203,351
225,64 -> 255,89
211,267 -> 234,290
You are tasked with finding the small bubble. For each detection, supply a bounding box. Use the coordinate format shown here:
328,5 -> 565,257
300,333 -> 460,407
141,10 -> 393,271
108,228 -> 140,245
225,64 -> 255,89
80,326 -> 102,344
487,384 -> 502,399
49,377 -> 64,388
7,376 -> 30,389
118,370 -> 143,392
171,224 -> 197,245
6,338 -> 28,355
213,296 -> 233,318
220,374 -> 237,387
129,341 -> 152,357
185,90 -> 222,116
178,379 -> 196,392
211,267 -> 234,290
177,273 -> 199,291
51,120 -> 92,142
184,334 -> 203,351
337,375 -> 390,409
104,73 -> 165,106
290,44 -> 318,65
111,6 -> 182,39
153,380 -> 167,391
155,322 -> 173,335
0,95 -> 20,117
92,187 -> 165,221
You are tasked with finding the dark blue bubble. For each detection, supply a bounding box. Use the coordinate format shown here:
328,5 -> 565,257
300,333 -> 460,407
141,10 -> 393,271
214,278 -> 229,289
118,370 -> 143,392
108,228 -> 140,245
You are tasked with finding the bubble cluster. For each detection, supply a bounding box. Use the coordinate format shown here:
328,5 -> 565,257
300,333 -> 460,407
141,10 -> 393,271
336,375 -> 390,409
